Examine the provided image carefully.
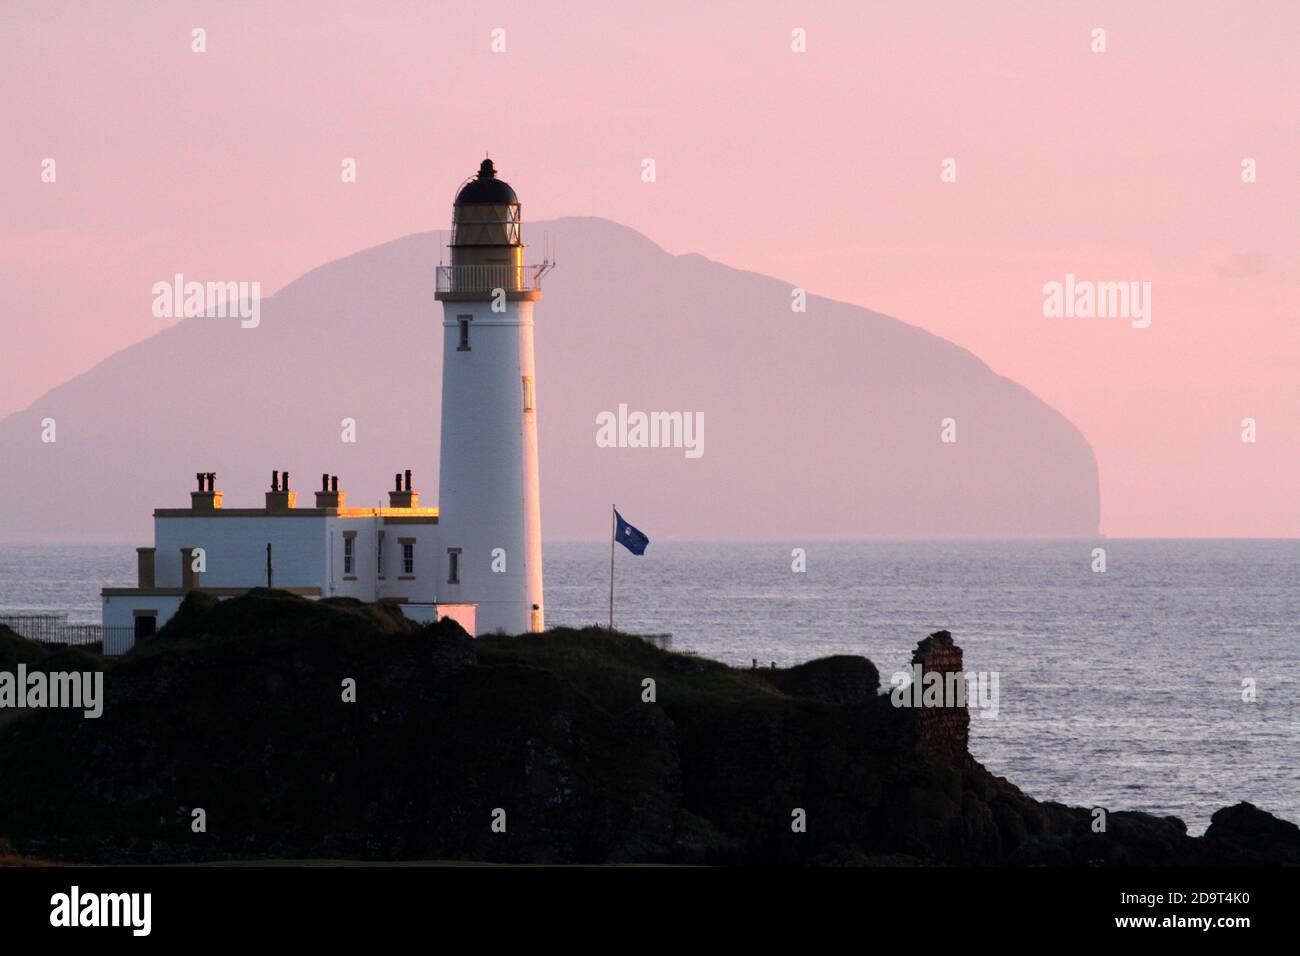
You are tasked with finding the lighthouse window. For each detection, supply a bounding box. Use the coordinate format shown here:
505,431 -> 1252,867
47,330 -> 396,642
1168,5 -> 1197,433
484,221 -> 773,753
522,376 -> 534,412
447,548 -> 461,585
376,535 -> 384,576
457,315 -> 472,351
402,543 -> 415,575
343,536 -> 355,575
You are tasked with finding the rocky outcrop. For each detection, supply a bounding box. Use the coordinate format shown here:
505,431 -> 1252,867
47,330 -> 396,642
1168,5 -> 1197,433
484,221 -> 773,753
770,655 -> 880,704
0,593 -> 1293,866
1203,802 -> 1300,866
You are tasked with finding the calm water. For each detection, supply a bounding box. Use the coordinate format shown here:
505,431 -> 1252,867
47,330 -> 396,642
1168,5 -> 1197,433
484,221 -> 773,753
1,539 -> 1296,832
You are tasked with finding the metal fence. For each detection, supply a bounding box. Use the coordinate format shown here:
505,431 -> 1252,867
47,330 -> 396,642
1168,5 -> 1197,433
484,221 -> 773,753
0,613 -> 104,647
102,626 -> 137,656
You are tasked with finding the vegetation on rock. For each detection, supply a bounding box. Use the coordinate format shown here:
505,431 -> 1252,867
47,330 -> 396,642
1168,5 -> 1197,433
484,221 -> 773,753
0,591 -> 1294,865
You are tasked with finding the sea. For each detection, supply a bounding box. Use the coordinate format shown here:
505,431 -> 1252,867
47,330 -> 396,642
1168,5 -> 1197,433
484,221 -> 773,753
1,539 -> 1296,834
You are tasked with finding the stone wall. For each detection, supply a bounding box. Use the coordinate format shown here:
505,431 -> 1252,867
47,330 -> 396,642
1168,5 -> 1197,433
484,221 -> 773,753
909,629 -> 970,762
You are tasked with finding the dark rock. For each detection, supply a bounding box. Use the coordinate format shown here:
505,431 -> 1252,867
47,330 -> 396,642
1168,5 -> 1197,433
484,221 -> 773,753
1204,802 -> 1300,865
0,599 -> 1291,866
768,655 -> 880,703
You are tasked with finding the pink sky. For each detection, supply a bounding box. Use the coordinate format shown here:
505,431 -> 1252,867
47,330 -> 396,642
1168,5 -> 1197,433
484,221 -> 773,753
1,0 -> 1297,537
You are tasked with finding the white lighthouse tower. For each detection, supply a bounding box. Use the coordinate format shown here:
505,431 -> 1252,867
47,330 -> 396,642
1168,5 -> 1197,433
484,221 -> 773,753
435,158 -> 548,634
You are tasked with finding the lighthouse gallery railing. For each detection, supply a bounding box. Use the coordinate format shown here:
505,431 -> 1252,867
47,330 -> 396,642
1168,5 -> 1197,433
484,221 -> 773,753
436,264 -> 547,294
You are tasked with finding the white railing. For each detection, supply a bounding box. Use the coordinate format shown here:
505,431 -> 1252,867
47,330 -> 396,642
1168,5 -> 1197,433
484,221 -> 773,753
436,264 -> 548,294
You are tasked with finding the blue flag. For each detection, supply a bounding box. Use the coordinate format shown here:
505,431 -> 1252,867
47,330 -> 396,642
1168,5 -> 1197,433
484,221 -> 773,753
614,509 -> 649,555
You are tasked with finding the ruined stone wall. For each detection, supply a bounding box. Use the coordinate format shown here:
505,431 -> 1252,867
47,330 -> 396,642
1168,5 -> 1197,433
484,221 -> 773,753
909,630 -> 970,762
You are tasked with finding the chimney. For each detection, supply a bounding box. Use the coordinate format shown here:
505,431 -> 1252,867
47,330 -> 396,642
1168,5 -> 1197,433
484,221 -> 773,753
190,471 -> 223,511
388,468 -> 419,508
136,547 -> 156,588
315,473 -> 346,509
180,547 -> 201,591
265,469 -> 297,512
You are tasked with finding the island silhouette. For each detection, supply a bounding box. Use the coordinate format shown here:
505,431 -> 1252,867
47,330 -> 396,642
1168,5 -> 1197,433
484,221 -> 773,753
0,217 -> 1098,543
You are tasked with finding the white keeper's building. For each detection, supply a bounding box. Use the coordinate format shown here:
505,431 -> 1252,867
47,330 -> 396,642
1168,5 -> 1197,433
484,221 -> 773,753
102,158 -> 550,653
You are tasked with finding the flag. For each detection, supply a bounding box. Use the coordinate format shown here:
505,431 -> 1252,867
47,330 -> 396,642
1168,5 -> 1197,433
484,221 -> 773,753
614,509 -> 649,555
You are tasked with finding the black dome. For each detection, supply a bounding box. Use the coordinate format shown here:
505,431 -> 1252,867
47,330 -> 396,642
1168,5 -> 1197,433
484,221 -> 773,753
454,158 -> 518,205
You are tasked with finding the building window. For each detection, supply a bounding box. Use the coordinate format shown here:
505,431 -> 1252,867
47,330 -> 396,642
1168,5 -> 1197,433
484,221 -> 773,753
522,375 -> 534,412
343,536 -> 355,575
403,543 -> 414,575
457,315 -> 472,351
447,548 -> 461,584
377,535 -> 384,575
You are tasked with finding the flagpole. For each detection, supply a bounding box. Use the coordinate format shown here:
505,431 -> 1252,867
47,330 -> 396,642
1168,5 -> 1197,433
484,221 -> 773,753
608,504 -> 615,630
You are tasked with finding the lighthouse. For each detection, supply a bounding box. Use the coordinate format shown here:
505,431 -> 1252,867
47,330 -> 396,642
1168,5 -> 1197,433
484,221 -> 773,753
435,158 -> 549,634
